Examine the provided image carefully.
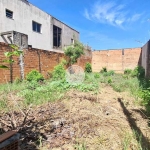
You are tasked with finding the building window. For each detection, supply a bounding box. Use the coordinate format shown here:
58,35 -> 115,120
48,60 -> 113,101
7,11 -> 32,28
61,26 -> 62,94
32,21 -> 41,33
53,25 -> 62,48
71,39 -> 74,44
6,9 -> 13,19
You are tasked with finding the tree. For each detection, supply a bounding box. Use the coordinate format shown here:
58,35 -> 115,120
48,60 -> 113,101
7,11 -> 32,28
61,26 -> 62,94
0,44 -> 22,83
64,40 -> 84,65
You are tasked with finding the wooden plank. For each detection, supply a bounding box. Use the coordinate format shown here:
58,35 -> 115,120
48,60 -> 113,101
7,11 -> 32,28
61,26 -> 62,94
0,131 -> 17,143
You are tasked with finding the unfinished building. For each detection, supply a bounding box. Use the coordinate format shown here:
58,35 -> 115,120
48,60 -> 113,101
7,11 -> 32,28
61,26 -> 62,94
0,0 -> 79,51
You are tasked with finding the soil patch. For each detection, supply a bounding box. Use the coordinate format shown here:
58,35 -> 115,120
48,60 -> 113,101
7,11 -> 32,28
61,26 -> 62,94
0,86 -> 150,149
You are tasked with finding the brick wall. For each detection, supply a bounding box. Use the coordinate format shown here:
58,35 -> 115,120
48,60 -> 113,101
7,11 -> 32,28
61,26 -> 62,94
92,48 -> 142,73
0,42 -> 91,83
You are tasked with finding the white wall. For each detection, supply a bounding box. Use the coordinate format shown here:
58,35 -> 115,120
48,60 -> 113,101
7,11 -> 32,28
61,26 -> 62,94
0,0 -> 79,51
0,0 -> 52,50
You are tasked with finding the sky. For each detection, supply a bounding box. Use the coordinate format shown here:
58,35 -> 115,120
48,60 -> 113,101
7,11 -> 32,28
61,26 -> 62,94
29,0 -> 150,50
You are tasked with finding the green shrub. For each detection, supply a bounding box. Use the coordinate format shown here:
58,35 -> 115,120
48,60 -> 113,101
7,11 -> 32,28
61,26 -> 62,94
122,74 -> 129,79
85,62 -> 92,73
64,41 -> 84,65
103,70 -> 115,76
100,67 -> 107,73
26,70 -> 44,82
27,80 -> 41,90
85,73 -> 95,82
107,78 -> 112,84
52,64 -> 65,80
100,67 -> 114,76
137,66 -> 145,78
94,73 -> 100,78
76,82 -> 99,92
124,69 -> 132,75
139,88 -> 150,114
131,66 -> 145,78
108,70 -> 115,76
112,85 -> 122,92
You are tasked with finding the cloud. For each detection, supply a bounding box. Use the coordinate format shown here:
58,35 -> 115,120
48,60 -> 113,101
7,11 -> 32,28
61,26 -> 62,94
83,1 -> 142,27
127,14 -> 142,22
84,9 -> 91,20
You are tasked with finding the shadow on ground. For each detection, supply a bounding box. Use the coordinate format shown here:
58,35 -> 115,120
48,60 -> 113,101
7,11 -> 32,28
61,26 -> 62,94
118,98 -> 150,149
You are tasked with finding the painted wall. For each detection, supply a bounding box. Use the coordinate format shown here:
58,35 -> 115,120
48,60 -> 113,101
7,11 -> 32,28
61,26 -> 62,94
141,42 -> 149,76
142,40 -> 150,77
0,0 -> 79,51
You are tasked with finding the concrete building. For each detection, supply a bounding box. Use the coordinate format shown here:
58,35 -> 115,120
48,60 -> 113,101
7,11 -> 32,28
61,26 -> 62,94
0,0 -> 79,51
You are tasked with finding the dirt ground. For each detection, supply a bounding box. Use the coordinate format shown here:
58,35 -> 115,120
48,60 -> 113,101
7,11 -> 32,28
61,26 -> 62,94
0,84 -> 150,150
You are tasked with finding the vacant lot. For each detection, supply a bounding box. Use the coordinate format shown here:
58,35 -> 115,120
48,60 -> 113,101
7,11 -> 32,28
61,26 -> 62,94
0,71 -> 150,150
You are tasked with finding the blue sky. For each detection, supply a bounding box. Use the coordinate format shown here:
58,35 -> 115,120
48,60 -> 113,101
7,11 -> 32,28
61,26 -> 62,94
29,0 -> 150,50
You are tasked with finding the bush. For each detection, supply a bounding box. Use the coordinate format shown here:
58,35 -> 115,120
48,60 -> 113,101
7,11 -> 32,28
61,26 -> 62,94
140,88 -> 150,105
107,78 -> 112,84
85,73 -> 94,81
52,64 -> 65,80
124,69 -> 132,75
103,70 -> 115,76
108,70 -> 115,76
100,67 -> 114,76
85,62 -> 92,73
27,80 -> 41,90
26,70 -> 44,82
122,74 -> 128,79
100,67 -> 107,73
131,66 -> 145,78
139,88 -> 150,114
94,73 -> 100,78
64,41 -> 84,65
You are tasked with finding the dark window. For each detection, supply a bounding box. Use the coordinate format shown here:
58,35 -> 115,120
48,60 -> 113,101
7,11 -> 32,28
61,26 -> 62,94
53,25 -> 62,48
32,21 -> 41,33
6,9 -> 13,19
71,39 -> 74,44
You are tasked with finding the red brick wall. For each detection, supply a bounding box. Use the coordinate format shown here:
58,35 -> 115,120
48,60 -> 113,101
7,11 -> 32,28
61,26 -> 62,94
0,42 -> 91,83
92,48 -> 142,73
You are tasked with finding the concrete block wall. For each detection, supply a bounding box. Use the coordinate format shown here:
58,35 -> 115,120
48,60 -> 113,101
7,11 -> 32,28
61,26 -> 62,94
92,48 -> 142,73
0,42 -> 91,83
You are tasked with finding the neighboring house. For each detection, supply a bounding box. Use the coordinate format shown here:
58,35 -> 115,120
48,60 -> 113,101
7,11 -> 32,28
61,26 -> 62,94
0,0 -> 79,51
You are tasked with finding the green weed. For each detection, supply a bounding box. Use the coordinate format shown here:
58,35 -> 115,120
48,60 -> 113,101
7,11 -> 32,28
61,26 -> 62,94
94,73 -> 100,79
52,63 -> 65,80
85,62 -> 92,73
26,70 -> 44,82
100,67 -> 107,73
74,142 -> 86,150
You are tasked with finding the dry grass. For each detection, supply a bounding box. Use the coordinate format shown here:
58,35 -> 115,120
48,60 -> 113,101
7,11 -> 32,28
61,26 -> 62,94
0,83 -> 150,149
